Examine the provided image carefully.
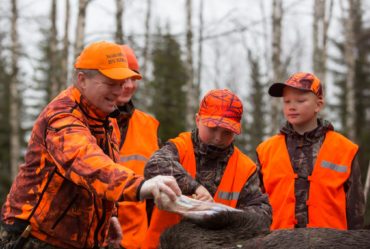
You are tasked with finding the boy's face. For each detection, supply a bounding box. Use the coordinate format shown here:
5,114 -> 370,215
196,115 -> 235,149
282,86 -> 324,130
116,77 -> 138,106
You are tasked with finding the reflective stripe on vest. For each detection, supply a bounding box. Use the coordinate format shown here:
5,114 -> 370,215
218,191 -> 240,201
119,154 -> 148,163
142,132 -> 256,249
321,160 -> 348,173
257,131 -> 358,230
117,109 -> 159,249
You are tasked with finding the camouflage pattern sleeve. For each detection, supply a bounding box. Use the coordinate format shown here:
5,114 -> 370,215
45,114 -> 143,203
345,153 -> 365,229
235,170 -> 272,230
144,142 -> 200,195
255,154 -> 266,193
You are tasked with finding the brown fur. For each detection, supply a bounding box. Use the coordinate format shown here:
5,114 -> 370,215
160,211 -> 370,249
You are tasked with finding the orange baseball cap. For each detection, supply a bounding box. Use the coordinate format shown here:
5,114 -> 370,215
269,72 -> 323,97
198,89 -> 243,134
120,45 -> 142,80
74,41 -> 140,80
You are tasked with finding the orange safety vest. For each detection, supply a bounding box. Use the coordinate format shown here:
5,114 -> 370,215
142,132 -> 256,249
116,110 -> 159,249
256,131 -> 358,230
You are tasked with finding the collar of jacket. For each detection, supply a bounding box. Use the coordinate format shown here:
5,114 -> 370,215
117,100 -> 135,122
280,118 -> 334,142
70,86 -> 109,121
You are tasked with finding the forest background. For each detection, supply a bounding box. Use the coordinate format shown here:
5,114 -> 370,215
1,0 -> 370,226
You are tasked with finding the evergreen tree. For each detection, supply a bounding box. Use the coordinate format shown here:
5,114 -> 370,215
0,34 -> 12,205
329,39 -> 347,131
23,25 -> 64,137
36,27 -> 64,102
330,4 -> 370,225
235,50 -> 266,159
234,109 -> 248,154
330,8 -> 370,181
149,32 -> 188,142
20,27 -> 54,150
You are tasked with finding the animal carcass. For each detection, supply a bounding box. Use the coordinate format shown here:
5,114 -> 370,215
158,195 -> 370,249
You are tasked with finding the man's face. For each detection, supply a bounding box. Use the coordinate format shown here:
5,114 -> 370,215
116,78 -> 138,106
78,72 -> 129,114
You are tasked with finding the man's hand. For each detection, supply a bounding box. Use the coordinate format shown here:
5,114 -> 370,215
107,216 -> 122,249
192,185 -> 214,202
140,175 -> 182,208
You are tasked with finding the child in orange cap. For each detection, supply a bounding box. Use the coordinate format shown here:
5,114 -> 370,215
256,72 -> 365,230
111,45 -> 160,249
142,89 -> 272,249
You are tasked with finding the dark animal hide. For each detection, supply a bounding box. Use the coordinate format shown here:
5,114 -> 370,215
160,211 -> 370,249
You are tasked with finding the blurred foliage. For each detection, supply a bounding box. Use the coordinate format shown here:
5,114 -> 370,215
148,31 -> 188,142
0,33 -> 12,207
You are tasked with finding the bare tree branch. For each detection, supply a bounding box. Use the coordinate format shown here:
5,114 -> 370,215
115,0 -> 124,44
10,0 -> 20,180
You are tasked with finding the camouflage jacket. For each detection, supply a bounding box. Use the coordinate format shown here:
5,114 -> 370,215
1,86 -> 143,248
257,119 -> 365,229
144,129 -> 272,230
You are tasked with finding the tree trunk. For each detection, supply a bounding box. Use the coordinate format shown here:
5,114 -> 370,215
49,0 -> 58,99
270,0 -> 283,134
142,0 -> 152,82
115,0 -> 124,44
185,0 -> 195,129
139,0 -> 152,110
10,0 -> 20,180
60,0 -> 70,90
259,1 -> 271,75
74,0 -> 90,59
341,0 -> 357,140
195,0 -> 203,107
313,0 -> 333,95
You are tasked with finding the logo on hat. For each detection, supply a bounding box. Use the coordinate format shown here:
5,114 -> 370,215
198,89 -> 243,134
74,41 -> 140,80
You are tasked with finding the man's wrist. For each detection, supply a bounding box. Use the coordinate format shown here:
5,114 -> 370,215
136,179 -> 146,200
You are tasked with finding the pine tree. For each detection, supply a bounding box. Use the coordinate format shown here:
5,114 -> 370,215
0,34 -> 12,205
37,27 -> 64,102
22,23 -> 65,155
235,50 -> 266,159
330,1 -> 370,184
149,32 -> 188,142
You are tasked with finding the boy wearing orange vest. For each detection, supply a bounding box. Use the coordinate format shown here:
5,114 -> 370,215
256,72 -> 365,230
114,45 -> 160,249
142,89 -> 272,249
